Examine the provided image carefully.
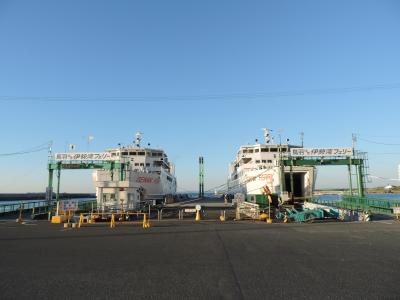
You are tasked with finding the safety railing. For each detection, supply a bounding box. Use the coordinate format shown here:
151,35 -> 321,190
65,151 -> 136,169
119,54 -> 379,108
306,196 -> 400,215
0,199 -> 97,216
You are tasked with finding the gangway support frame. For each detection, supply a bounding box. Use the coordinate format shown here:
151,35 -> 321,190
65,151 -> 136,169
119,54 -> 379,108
46,160 -> 127,211
282,157 -> 365,197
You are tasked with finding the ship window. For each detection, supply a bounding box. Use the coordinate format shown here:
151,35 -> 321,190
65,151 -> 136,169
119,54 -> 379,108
242,150 -> 247,153
247,149 -> 254,153
255,149 -> 259,153
138,152 -> 145,156
111,153 -> 116,157
134,163 -> 139,166
261,148 -> 268,152
146,163 -> 150,167
262,160 -> 266,163
167,176 -> 172,182
140,163 -> 144,166
270,148 -> 277,152
268,160 -> 272,163
243,158 -> 251,164
281,148 -> 287,152
129,152 -> 136,155
255,160 -> 260,163
122,152 -> 128,155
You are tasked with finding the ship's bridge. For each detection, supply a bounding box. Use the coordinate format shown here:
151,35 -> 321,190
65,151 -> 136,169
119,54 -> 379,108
105,147 -> 174,175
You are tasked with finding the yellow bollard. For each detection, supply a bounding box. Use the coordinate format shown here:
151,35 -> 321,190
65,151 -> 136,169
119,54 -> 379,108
110,213 -> 116,228
195,210 -> 201,221
78,214 -> 84,228
142,213 -> 150,228
142,214 -> 147,228
219,215 -> 225,222
266,218 -> 273,224
283,213 -> 288,223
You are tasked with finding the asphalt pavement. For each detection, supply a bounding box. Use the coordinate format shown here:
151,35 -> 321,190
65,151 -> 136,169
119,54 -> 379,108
1,218 -> 400,299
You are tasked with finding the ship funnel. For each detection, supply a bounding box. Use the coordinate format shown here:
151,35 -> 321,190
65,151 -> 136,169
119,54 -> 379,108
135,132 -> 142,148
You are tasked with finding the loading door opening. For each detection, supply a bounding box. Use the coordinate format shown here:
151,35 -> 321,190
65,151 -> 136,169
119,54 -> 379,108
284,172 -> 305,198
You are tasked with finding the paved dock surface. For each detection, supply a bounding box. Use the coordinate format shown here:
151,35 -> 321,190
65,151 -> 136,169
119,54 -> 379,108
1,219 -> 400,299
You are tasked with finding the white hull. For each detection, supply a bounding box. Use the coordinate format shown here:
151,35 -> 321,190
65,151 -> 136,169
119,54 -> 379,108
228,166 -> 316,197
92,134 -> 177,210
227,167 -> 280,195
226,129 -> 316,199
128,170 -> 176,197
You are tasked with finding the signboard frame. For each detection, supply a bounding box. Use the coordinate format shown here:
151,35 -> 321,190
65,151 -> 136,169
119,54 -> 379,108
290,148 -> 353,157
54,152 -> 118,161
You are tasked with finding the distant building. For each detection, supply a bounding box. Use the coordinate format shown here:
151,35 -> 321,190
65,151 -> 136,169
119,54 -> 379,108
384,185 -> 393,193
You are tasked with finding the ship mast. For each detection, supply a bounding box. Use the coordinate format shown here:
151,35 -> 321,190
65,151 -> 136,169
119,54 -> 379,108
262,128 -> 272,144
135,132 -> 142,148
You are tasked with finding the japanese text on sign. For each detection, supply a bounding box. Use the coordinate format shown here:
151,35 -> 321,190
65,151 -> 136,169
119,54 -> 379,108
54,152 -> 117,161
290,148 -> 353,157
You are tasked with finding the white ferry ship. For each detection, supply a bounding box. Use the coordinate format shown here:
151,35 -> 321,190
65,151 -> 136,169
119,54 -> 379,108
226,129 -> 316,206
93,132 -> 177,211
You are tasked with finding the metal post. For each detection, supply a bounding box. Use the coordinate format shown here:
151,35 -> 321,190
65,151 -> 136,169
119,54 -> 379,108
347,164 -> 353,196
120,163 -> 125,181
110,162 -> 114,181
356,163 -> 364,197
268,196 -> 271,222
56,163 -> 61,203
289,164 -> 294,201
47,168 -> 54,207
199,157 -> 204,198
279,142 -> 286,195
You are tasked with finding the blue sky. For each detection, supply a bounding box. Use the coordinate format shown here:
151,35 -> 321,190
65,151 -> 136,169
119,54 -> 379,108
1,0 -> 400,193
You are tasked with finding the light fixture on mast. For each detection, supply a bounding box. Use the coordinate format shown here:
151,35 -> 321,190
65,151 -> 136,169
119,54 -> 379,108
135,132 -> 143,148
262,128 -> 272,144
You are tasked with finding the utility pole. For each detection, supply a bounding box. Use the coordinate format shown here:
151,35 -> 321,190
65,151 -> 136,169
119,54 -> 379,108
199,156 -> 204,198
